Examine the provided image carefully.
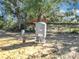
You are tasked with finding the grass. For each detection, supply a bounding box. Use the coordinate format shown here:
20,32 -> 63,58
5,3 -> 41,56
0,35 -> 79,59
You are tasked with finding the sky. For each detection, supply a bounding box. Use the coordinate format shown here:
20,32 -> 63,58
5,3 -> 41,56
0,0 -> 4,16
0,0 -> 7,19
59,0 -> 79,14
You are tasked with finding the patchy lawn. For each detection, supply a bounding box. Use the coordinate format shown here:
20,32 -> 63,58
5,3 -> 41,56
0,30 -> 79,59
0,37 -> 79,59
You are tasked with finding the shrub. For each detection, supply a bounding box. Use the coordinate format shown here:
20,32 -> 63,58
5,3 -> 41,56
3,19 -> 16,31
0,20 -> 4,29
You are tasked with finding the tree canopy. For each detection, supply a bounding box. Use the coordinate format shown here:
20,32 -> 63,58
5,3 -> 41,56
2,0 -> 63,30
0,0 -> 78,31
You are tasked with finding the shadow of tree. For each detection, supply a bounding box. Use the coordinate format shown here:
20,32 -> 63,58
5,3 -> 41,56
0,42 -> 37,51
0,30 -> 20,39
46,32 -> 79,54
47,32 -> 79,43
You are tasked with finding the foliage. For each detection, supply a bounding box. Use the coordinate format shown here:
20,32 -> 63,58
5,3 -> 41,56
0,20 -> 4,29
3,19 -> 16,31
0,16 -> 4,29
1,0 -> 79,32
3,0 -> 63,31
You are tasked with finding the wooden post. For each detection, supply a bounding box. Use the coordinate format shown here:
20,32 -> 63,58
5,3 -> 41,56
21,29 -> 25,43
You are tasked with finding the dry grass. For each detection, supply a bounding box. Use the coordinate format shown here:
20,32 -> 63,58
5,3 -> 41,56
0,37 -> 79,59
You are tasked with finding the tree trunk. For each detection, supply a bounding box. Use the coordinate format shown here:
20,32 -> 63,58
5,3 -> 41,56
37,13 -> 42,22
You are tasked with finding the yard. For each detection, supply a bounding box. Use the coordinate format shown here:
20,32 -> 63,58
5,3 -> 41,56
0,30 -> 79,59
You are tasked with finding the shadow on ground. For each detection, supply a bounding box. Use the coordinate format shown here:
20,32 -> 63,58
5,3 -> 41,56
0,30 -> 79,53
47,32 -> 79,43
46,32 -> 79,53
0,41 -> 37,51
0,30 -> 19,38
